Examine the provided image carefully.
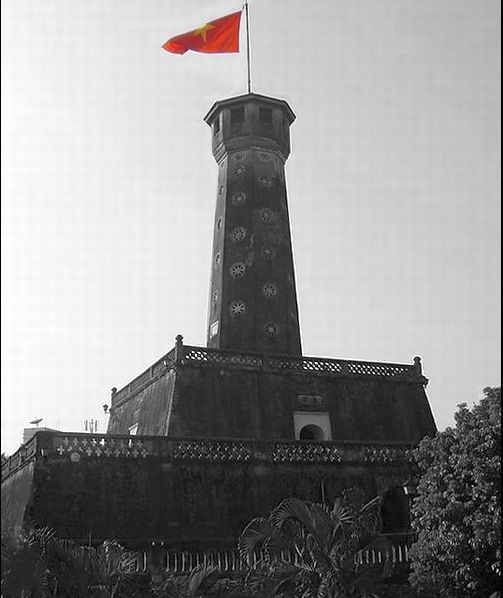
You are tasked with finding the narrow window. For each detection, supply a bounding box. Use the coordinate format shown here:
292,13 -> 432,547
231,106 -> 245,124
283,118 -> 289,136
213,114 -> 220,134
259,107 -> 273,126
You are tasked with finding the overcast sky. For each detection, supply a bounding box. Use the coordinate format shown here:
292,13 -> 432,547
1,0 -> 500,454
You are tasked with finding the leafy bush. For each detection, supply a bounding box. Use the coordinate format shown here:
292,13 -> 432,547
409,387 -> 501,598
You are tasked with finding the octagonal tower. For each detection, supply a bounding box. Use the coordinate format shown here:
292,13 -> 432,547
204,93 -> 302,355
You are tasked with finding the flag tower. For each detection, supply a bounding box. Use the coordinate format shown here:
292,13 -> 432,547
2,5 -> 437,573
204,93 -> 302,355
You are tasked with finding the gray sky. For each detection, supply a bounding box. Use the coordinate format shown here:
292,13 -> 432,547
1,0 -> 500,454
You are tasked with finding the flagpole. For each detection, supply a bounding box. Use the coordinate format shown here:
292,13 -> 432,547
244,1 -> 252,93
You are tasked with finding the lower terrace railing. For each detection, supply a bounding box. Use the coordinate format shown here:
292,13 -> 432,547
110,336 -> 427,407
120,538 -> 412,574
1,431 -> 416,481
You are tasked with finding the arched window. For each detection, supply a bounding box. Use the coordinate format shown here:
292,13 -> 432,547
293,411 -> 332,441
299,424 -> 324,441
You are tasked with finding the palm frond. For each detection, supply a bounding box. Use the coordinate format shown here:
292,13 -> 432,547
238,516 -> 276,562
187,563 -> 218,595
359,495 -> 383,534
261,562 -> 299,598
270,498 -> 333,551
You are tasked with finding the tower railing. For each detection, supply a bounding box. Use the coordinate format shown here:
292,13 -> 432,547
2,432 -> 417,481
110,341 -> 427,407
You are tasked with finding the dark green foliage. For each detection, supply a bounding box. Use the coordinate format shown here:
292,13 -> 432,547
186,566 -> 260,597
235,488 -> 395,598
1,527 -> 149,597
409,387 -> 501,598
151,572 -> 191,598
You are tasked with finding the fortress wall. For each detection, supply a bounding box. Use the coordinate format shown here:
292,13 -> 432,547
3,447 -> 412,548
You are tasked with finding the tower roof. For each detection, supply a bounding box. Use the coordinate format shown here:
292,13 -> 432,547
204,93 -> 296,127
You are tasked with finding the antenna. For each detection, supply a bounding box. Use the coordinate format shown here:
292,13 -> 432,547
84,419 -> 99,434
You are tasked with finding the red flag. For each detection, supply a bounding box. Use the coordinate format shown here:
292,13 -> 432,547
162,11 -> 242,54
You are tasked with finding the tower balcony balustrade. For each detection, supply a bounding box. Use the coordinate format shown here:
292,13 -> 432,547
107,336 -> 428,410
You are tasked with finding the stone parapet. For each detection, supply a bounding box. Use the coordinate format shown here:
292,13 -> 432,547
110,340 -> 427,408
2,431 -> 417,482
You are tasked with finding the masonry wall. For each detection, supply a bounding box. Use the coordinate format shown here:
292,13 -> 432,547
2,451 -> 412,549
1,461 -> 35,538
107,369 -> 177,436
108,362 -> 436,443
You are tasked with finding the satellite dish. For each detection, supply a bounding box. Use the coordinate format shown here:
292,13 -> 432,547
30,418 -> 43,426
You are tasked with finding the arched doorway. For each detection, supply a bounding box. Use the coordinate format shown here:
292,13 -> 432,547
293,412 -> 332,440
299,424 -> 325,440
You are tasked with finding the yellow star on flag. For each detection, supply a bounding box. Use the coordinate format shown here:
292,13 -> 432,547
192,23 -> 215,42
162,10 -> 241,54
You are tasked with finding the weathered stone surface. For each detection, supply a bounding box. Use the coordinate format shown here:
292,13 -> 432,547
2,438 -> 413,548
108,353 -> 436,443
1,462 -> 35,538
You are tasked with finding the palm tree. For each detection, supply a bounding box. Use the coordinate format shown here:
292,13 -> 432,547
237,488 -> 394,598
1,527 -> 145,598
1,526 -> 55,597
